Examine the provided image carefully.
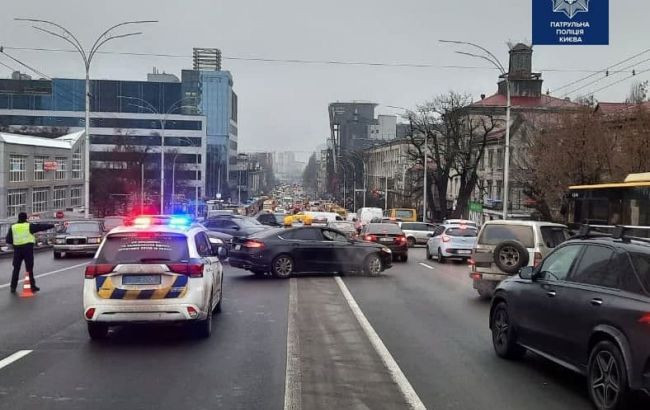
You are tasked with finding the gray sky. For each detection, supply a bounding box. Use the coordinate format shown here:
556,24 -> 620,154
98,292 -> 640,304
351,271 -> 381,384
0,0 -> 646,154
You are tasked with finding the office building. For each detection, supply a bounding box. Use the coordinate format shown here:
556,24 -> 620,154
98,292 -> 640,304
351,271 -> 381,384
0,130 -> 85,220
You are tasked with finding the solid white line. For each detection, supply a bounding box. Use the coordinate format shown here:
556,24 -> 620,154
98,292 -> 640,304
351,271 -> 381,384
0,350 -> 32,370
284,278 -> 302,410
0,262 -> 89,289
334,276 -> 426,410
418,262 -> 435,270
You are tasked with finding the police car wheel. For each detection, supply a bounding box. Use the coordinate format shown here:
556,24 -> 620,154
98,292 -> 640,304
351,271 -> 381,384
194,301 -> 213,338
87,322 -> 109,340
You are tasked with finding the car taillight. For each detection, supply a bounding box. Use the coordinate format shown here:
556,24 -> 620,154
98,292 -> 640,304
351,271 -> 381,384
394,235 -> 407,244
442,235 -> 451,243
534,252 -> 543,267
638,314 -> 650,325
243,240 -> 265,249
84,264 -> 115,278
168,263 -> 204,278
364,234 -> 377,242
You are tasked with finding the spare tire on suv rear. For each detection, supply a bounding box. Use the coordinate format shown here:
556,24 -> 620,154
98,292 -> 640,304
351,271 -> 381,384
493,240 -> 529,274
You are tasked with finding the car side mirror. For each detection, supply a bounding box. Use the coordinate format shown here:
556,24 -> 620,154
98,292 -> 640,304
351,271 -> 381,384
519,266 -> 534,280
427,233 -> 434,237
218,246 -> 227,259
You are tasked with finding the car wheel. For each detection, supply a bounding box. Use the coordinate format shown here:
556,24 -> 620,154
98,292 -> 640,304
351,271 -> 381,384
401,254 -> 408,263
363,253 -> 383,276
588,341 -> 630,410
87,322 -> 109,340
53,251 -> 62,259
493,241 -> 529,274
195,300 -> 213,338
272,255 -> 294,279
491,302 -> 525,359
437,248 -> 446,263
407,237 -> 416,248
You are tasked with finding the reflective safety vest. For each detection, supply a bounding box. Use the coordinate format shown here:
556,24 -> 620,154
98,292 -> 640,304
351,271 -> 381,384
11,223 -> 35,246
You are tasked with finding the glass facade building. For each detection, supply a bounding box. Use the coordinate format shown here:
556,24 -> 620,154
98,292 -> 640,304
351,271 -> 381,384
0,69 -> 238,207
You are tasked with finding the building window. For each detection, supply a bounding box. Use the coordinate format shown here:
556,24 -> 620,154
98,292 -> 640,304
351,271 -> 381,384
496,149 -> 503,170
9,155 -> 26,182
32,188 -> 49,213
487,150 -> 494,170
53,187 -> 67,209
34,156 -> 47,181
72,147 -> 82,179
7,189 -> 27,217
55,157 -> 67,180
496,181 -> 503,201
70,186 -> 82,207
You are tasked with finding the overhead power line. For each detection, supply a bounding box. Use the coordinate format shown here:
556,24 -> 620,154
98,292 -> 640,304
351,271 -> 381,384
0,47 -> 51,79
0,45 -> 641,74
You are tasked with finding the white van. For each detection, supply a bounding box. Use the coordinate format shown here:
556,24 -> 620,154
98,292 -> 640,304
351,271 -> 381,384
357,207 -> 384,225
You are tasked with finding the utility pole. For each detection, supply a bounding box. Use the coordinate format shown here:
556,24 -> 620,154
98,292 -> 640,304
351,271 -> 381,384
17,18 -> 157,218
384,176 -> 388,210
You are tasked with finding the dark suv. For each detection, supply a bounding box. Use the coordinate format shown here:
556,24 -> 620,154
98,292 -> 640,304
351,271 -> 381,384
489,228 -> 650,409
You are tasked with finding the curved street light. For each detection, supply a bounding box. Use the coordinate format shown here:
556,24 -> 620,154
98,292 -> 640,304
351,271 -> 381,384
439,39 -> 511,220
15,18 -> 157,218
117,96 -> 199,213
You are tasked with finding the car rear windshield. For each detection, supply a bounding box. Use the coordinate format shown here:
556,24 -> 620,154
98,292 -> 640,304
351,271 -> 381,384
540,226 -> 570,248
65,222 -> 102,233
629,252 -> 650,292
366,224 -> 402,235
446,227 -> 478,237
396,210 -> 414,219
96,232 -> 189,264
479,224 -> 534,248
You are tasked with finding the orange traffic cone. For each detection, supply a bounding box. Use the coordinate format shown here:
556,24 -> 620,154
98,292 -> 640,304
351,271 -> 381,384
19,272 -> 35,298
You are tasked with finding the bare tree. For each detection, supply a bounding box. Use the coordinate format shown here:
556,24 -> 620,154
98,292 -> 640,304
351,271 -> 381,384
626,80 -> 648,104
405,92 -> 496,220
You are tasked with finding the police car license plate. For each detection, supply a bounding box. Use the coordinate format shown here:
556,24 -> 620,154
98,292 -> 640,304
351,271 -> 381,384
122,275 -> 161,285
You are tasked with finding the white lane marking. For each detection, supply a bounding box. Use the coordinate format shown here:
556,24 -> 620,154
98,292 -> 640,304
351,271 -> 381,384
0,350 -> 32,370
335,276 -> 426,410
284,278 -> 302,410
0,262 -> 89,289
418,262 -> 435,270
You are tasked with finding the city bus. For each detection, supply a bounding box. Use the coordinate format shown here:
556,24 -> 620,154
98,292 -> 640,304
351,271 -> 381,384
567,172 -> 650,235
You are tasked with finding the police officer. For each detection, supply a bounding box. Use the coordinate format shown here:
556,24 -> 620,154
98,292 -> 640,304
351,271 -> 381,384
6,212 -> 55,294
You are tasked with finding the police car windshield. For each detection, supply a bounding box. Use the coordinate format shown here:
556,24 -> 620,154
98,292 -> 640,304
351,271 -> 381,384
96,232 -> 189,264
65,222 -> 102,233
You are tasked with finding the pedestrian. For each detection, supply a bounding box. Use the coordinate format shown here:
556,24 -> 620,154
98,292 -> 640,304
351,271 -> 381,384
6,212 -> 55,294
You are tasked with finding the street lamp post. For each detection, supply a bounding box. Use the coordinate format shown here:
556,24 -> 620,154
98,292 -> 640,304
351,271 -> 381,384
16,18 -> 157,219
117,96 -> 197,214
439,39 -> 511,220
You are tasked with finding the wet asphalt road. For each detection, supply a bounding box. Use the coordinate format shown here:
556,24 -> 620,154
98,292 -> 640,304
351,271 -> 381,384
0,247 -> 647,409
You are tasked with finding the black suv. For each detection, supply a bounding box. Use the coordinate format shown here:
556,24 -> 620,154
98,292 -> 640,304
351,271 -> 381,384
490,228 -> 650,409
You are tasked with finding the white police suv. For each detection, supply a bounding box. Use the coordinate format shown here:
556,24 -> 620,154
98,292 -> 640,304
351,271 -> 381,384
83,216 -> 226,339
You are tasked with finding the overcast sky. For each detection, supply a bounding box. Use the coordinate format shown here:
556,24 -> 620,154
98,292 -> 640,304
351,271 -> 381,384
0,0 -> 646,155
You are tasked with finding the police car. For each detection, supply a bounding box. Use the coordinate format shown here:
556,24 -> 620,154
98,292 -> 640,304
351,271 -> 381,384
83,216 -> 226,340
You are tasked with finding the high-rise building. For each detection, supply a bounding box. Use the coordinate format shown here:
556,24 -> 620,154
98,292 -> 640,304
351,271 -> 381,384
328,102 -> 378,154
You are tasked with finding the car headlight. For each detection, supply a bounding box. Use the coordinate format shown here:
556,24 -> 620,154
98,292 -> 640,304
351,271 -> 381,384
55,238 -> 66,244
381,247 -> 392,254
87,237 -> 101,244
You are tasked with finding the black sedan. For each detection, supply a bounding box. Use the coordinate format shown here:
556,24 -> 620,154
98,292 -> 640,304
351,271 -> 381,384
228,226 -> 393,278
